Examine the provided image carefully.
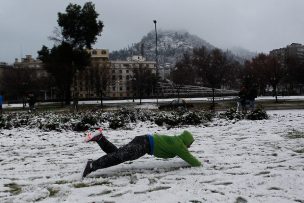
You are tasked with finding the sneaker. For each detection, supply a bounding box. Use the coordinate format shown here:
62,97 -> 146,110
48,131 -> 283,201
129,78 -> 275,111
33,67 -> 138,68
82,159 -> 93,178
84,128 -> 103,142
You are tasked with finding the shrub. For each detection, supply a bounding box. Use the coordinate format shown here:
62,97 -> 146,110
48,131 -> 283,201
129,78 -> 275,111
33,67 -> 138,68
42,122 -> 60,131
220,108 -> 244,120
72,121 -> 90,131
136,109 -> 153,122
0,108 -> 216,131
180,112 -> 201,125
154,112 -> 180,127
155,111 -> 213,127
117,108 -> 137,123
0,115 -> 5,128
81,115 -> 98,126
287,129 -> 304,139
246,108 -> 269,120
109,117 -> 125,129
220,108 -> 268,121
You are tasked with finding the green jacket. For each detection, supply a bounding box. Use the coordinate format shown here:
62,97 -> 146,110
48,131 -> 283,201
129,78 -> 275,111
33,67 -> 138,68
151,130 -> 201,167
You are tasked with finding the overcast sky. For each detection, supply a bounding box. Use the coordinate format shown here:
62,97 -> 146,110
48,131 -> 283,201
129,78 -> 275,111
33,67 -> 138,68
1,0 -> 304,63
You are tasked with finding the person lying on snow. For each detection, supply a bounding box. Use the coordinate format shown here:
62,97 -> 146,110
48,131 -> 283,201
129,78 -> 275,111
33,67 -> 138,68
82,129 -> 201,178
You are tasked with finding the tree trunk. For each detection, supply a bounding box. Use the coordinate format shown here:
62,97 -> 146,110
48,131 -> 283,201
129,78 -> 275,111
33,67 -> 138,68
60,89 -> 65,107
211,88 -> 215,110
65,87 -> 71,105
274,84 -> 278,103
139,87 -> 142,105
100,89 -> 103,107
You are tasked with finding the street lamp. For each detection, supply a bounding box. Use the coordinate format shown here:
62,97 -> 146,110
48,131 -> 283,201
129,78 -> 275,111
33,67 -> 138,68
153,20 -> 159,105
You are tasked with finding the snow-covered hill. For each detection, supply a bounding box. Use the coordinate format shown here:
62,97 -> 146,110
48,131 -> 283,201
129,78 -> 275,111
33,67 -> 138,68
110,30 -> 256,65
228,46 -> 257,63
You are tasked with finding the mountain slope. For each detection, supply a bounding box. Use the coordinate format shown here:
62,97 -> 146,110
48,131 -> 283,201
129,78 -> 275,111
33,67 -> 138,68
110,30 -> 255,65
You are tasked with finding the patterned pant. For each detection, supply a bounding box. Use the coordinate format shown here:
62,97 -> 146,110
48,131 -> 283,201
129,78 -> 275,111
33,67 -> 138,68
91,135 -> 150,171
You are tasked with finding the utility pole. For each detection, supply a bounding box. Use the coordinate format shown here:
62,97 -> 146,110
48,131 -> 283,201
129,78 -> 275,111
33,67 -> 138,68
153,20 -> 159,105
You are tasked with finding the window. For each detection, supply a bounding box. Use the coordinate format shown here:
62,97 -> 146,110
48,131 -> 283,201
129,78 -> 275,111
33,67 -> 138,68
112,75 -> 116,80
120,87 -> 123,91
92,50 -> 97,55
126,75 -> 129,80
119,70 -> 122,73
119,75 -> 122,80
112,70 -> 115,73
112,86 -> 116,91
126,70 -> 129,73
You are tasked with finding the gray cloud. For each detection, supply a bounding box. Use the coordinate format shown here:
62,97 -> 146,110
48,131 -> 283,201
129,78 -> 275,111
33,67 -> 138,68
1,0 -> 304,63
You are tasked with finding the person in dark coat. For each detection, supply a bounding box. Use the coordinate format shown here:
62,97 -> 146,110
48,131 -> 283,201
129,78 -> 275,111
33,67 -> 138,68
27,93 -> 36,112
247,86 -> 258,111
238,86 -> 248,113
0,92 -> 3,114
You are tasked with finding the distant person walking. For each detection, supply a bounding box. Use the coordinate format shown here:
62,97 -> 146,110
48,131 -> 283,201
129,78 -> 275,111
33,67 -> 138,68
238,86 -> 248,113
73,92 -> 79,112
22,93 -> 27,109
27,93 -> 36,112
247,86 -> 258,111
0,92 -> 3,114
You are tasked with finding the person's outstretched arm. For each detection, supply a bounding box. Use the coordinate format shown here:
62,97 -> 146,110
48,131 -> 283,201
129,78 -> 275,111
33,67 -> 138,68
176,146 -> 201,167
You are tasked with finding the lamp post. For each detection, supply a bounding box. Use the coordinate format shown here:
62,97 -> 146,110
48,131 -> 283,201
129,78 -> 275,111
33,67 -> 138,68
153,20 -> 159,105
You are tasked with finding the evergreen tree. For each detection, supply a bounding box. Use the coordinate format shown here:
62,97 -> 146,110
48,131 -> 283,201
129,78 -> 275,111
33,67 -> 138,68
38,2 -> 103,105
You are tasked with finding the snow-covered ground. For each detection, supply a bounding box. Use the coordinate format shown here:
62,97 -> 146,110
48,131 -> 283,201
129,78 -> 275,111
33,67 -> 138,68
0,110 -> 304,203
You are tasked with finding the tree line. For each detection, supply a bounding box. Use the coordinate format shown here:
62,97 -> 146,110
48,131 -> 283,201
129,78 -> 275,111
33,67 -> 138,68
171,46 -> 304,105
0,2 -> 159,106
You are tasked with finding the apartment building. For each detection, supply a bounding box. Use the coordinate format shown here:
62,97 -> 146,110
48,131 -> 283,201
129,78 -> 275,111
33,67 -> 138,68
109,56 -> 156,98
286,43 -> 304,61
270,43 -> 304,64
14,55 -> 48,78
72,50 -> 157,99
0,63 -> 6,92
270,43 -> 304,94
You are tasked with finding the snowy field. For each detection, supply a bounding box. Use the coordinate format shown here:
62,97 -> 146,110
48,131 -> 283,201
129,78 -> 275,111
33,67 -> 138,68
1,110 -> 304,203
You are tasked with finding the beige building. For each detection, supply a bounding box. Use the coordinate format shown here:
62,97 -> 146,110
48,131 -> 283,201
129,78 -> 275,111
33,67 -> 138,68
72,49 -> 111,98
10,50 -> 156,100
72,49 -> 157,99
109,56 -> 156,98
14,55 -> 48,78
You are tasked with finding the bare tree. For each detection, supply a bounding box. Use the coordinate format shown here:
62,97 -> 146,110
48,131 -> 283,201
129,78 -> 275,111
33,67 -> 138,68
265,55 -> 286,102
193,47 -> 229,108
245,54 -> 286,102
91,61 -> 111,106
132,64 -> 157,104
1,68 -> 51,104
171,53 -> 195,99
